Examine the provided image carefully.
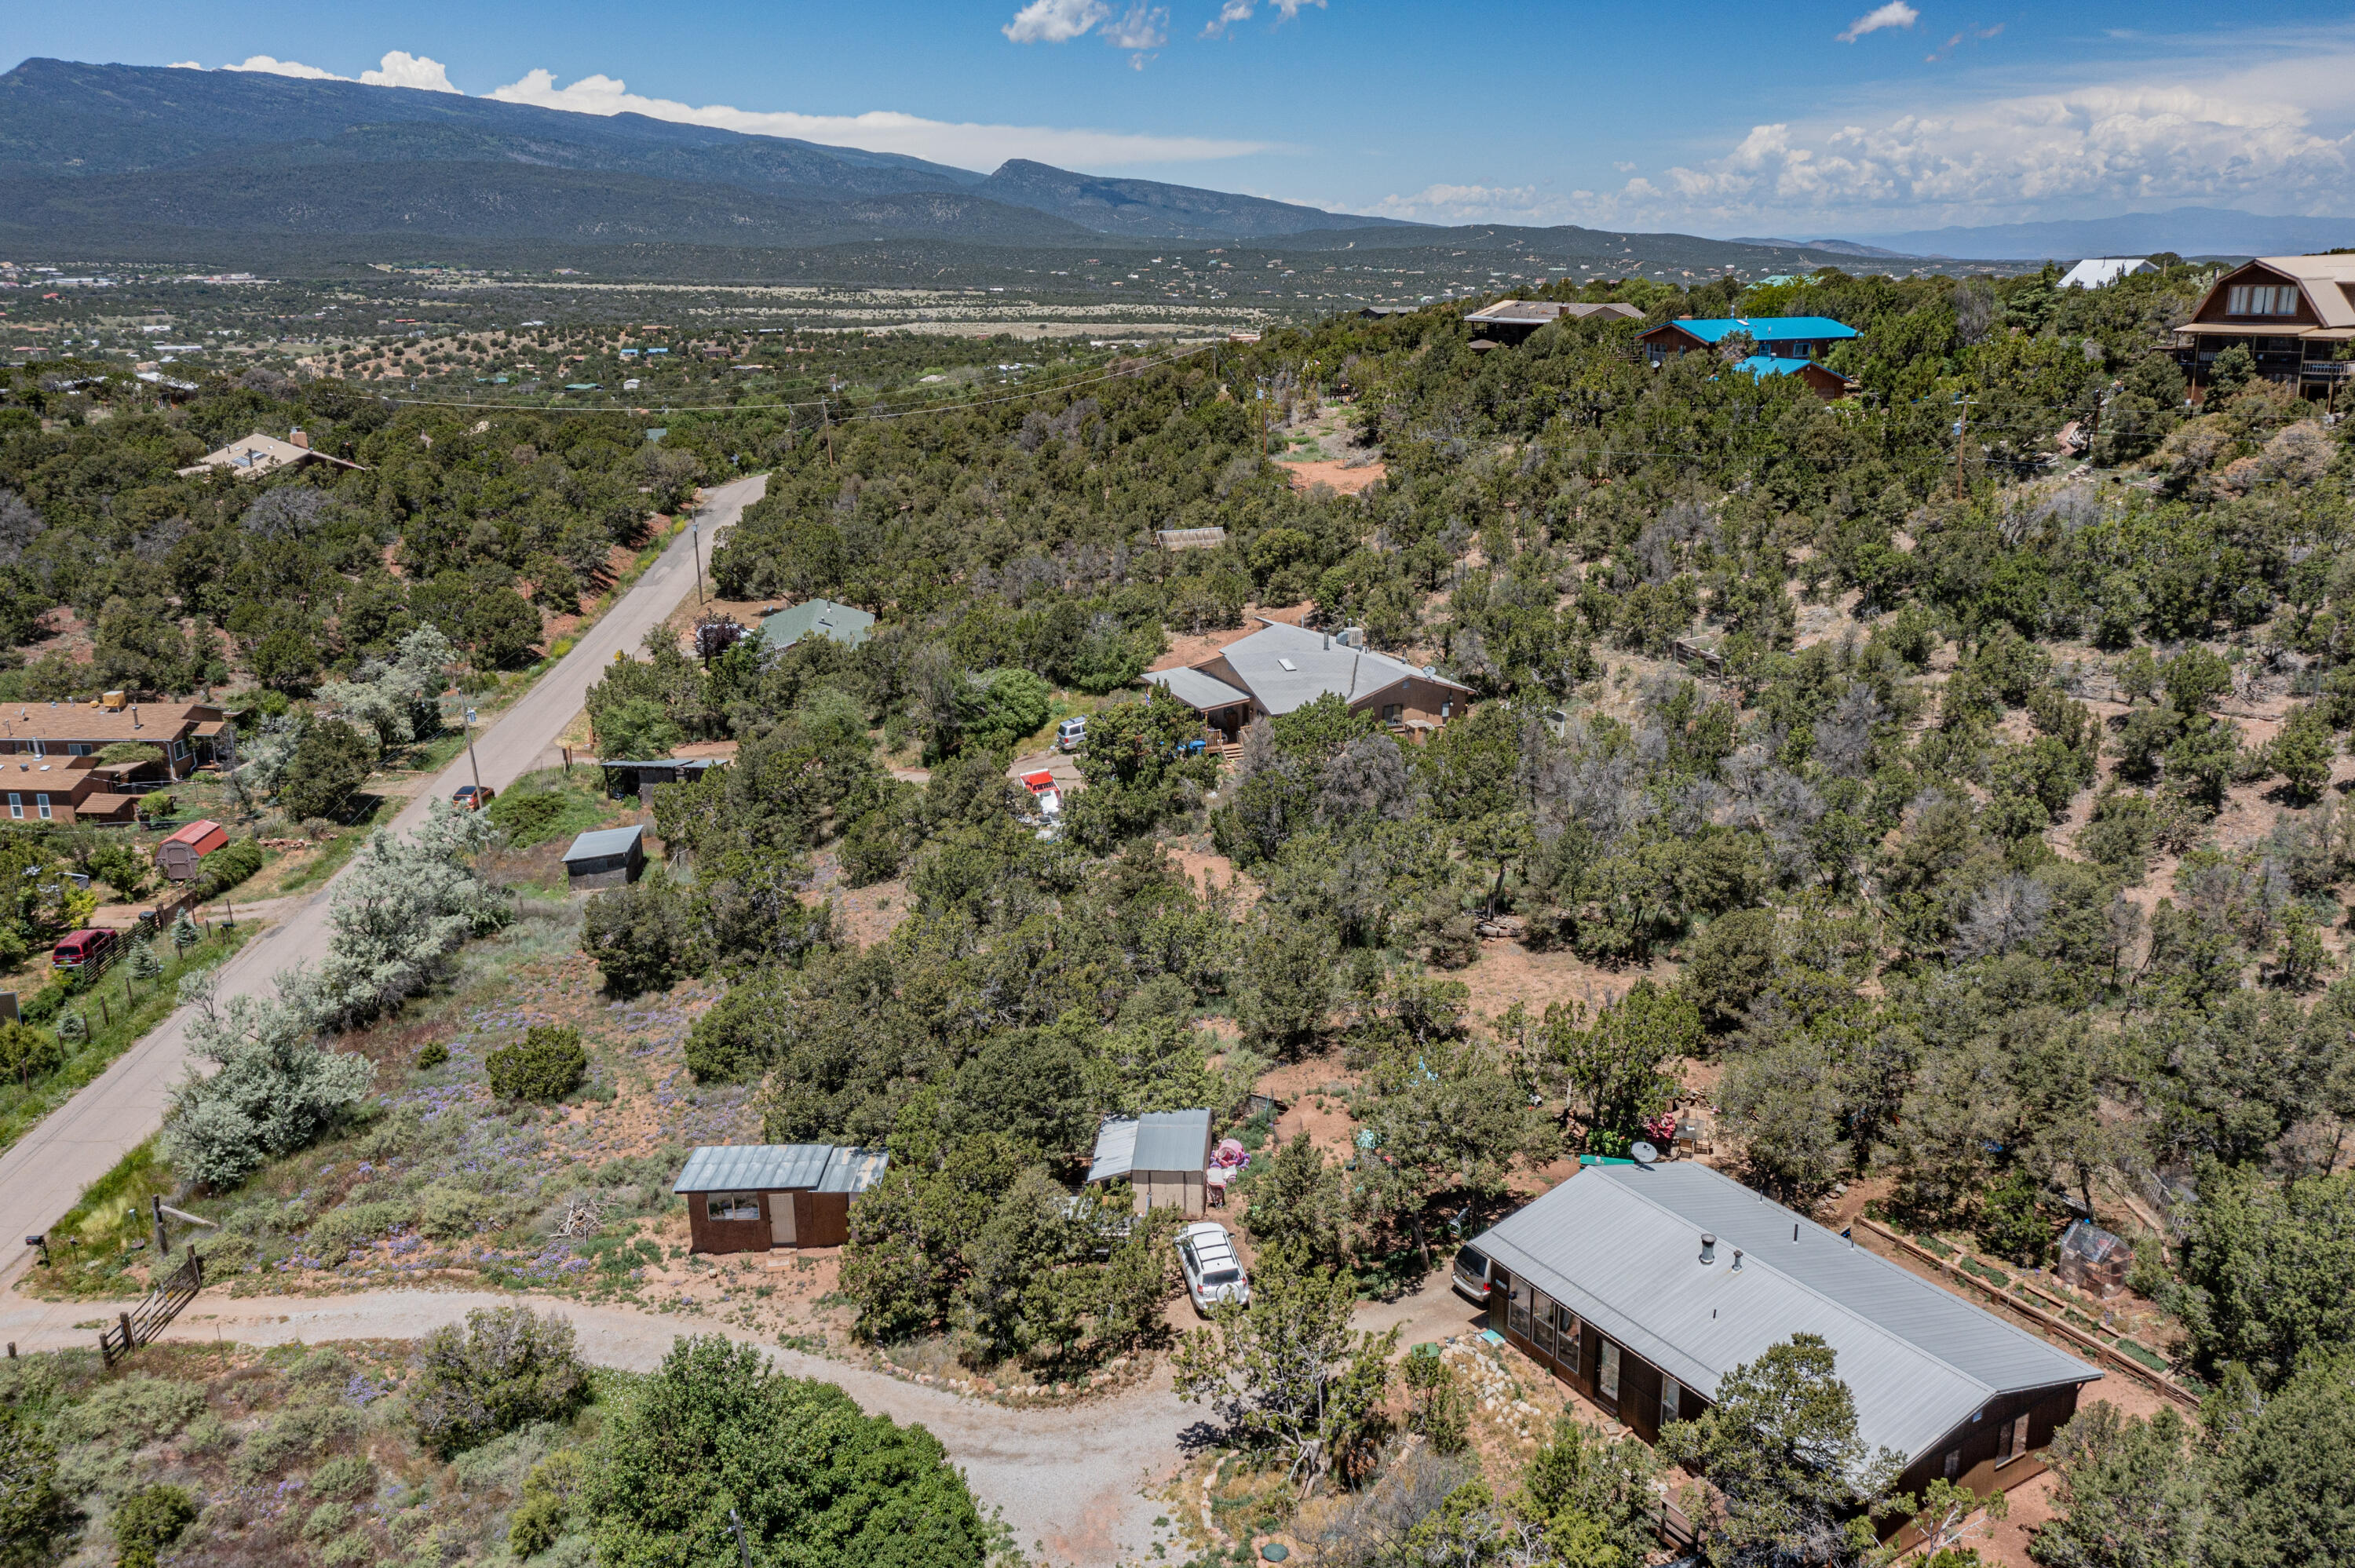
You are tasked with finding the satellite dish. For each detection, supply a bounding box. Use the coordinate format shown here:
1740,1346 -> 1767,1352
1630,1141 -> 1659,1165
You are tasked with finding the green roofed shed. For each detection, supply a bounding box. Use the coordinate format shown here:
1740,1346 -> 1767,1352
760,598 -> 875,651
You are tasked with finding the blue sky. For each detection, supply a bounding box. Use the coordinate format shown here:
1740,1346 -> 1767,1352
5,1 -> 2353,236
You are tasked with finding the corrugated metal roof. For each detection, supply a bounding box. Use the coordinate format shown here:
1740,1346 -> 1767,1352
1213,623 -> 1469,717
759,597 -> 875,651
1466,1163 -> 2096,1462
1645,315 -> 1860,345
1088,1110 -> 1213,1182
562,825 -> 644,863
1144,666 -> 1254,711
2057,258 -> 2155,290
674,1143 -> 890,1194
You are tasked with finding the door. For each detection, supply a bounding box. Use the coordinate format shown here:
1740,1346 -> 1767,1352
769,1192 -> 798,1246
1532,1290 -> 1557,1360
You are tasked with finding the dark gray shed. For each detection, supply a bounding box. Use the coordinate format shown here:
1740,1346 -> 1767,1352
562,825 -> 645,890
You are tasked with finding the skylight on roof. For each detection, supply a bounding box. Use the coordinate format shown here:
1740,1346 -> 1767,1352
1278,658 -> 1298,671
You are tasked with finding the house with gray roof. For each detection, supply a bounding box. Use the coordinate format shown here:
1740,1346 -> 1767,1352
1087,1109 -> 1215,1216
1461,1161 -> 2100,1513
1142,621 -> 1472,747
758,597 -> 874,651
674,1143 -> 891,1253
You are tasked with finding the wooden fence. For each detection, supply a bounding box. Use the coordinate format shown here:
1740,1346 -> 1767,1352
98,1247 -> 204,1368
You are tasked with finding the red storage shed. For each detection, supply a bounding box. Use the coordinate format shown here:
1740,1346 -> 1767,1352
154,820 -> 229,882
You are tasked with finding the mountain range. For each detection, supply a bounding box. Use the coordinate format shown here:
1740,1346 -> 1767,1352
0,57 -> 1405,249
1842,207 -> 2355,261
0,57 -> 1895,282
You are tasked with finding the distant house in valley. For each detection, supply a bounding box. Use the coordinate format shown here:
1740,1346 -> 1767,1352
1087,1110 -> 1215,1216
2171,253 -> 2355,403
1464,299 -> 1645,345
1142,620 -> 1473,747
174,428 -> 365,479
1640,315 -> 1860,366
1152,527 -> 1228,552
1463,1161 -> 2101,1521
2057,257 -> 2156,290
674,1143 -> 891,1253
758,597 -> 874,652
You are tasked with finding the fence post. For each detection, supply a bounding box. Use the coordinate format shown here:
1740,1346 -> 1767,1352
119,1311 -> 133,1351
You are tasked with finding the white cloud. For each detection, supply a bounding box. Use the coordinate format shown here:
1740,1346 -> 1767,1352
1837,3 -> 1919,43
1652,67 -> 2355,228
487,68 -> 1272,169
1104,3 -> 1170,49
204,50 -> 458,92
1374,182 -> 1578,224
220,54 -> 346,80
1203,0 -> 1322,38
360,51 -> 458,93
1003,0 -> 1110,43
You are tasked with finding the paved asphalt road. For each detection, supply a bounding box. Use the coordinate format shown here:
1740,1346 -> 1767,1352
0,475 -> 766,1280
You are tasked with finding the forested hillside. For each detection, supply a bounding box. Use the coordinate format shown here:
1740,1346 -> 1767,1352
5,253 -> 2353,1567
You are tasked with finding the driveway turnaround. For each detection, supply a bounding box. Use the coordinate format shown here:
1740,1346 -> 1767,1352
0,476 -> 766,1289
0,1284 -> 1190,1566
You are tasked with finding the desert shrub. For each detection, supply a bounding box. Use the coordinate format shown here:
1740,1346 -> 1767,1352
110,1484 -> 197,1568
307,1200 -> 411,1259
581,868 -> 697,997
193,837 -> 265,899
509,1449 -> 585,1559
417,1183 -> 491,1239
0,1019 -> 63,1085
487,1025 -> 588,1102
410,1305 -> 590,1457
310,1454 -> 378,1498
416,1041 -> 449,1069
231,1402 -> 359,1480
486,789 -> 575,848
1403,1346 -> 1472,1455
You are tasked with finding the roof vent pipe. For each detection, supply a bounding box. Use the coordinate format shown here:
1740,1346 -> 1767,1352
1794,1223 -> 1800,1243
1732,1248 -> 1743,1271
1700,1233 -> 1716,1265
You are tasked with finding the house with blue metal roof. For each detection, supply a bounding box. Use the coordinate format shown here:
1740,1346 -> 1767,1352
1641,315 -> 1860,366
758,597 -> 874,651
1735,355 -> 1860,401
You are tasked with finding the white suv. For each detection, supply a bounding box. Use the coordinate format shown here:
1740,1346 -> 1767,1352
1176,1222 -> 1251,1313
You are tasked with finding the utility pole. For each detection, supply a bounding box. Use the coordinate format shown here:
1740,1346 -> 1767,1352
1952,396 -> 1975,500
692,516 -> 706,606
728,1508 -> 754,1568
464,706 -> 483,800
820,399 -> 834,467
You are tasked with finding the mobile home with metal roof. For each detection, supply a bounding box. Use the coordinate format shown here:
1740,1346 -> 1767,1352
1087,1109 -> 1215,1216
1462,1162 -> 2099,1510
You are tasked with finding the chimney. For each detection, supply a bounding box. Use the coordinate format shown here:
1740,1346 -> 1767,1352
289,427 -> 310,450
1700,1233 -> 1716,1265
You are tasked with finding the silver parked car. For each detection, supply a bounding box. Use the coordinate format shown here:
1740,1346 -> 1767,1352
1176,1221 -> 1251,1313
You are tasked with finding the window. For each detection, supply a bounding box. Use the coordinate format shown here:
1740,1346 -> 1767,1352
35,793 -> 50,821
1532,1289 -> 1557,1358
1944,1449 -> 1962,1480
1999,1411 -> 2030,1464
1598,1340 -> 1620,1402
1381,703 -> 1404,723
5,793 -> 18,819
705,1192 -> 760,1222
1661,1374 -> 1682,1431
1508,1278 -> 1533,1340
67,743 -> 89,756
1555,1304 -> 1579,1369
2227,283 -> 2298,317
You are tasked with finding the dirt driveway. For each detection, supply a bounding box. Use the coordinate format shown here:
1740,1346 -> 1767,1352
2,1271 -> 1490,1565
